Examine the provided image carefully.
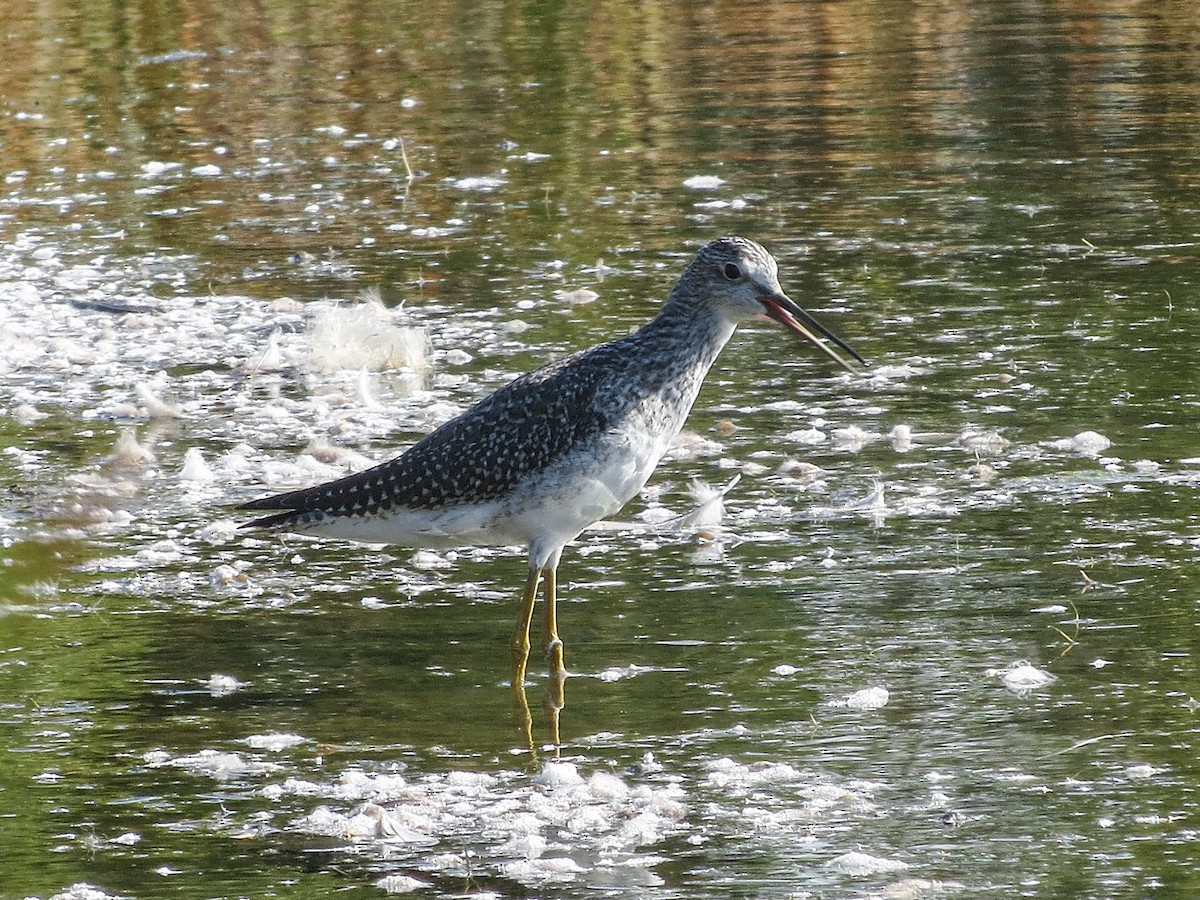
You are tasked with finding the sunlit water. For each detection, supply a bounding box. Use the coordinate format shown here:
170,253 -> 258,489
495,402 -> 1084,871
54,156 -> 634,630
2,2 -> 1199,898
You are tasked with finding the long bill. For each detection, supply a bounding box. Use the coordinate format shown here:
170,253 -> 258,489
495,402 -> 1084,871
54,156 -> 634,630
758,292 -> 866,373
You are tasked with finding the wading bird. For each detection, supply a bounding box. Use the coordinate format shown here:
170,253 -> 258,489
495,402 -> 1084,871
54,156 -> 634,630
240,237 -> 863,744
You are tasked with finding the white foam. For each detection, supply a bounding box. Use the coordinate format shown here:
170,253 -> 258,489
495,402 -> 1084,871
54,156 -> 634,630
49,884 -> 121,900
375,874 -> 432,894
1124,764 -> 1163,780
147,748 -> 281,779
987,661 -> 1056,696
308,297 -> 429,374
13,402 -> 48,424
785,427 -> 828,445
825,850 -> 909,875
831,425 -> 883,452
554,288 -> 599,304
597,664 -> 653,682
1045,430 -> 1112,456
957,430 -> 1011,453
704,757 -> 807,789
451,175 -> 506,192
838,686 -> 890,710
135,382 -> 184,419
206,673 -> 247,696
242,732 -> 308,751
179,447 -> 215,482
533,760 -> 586,788
271,760 -> 688,890
106,428 -> 155,466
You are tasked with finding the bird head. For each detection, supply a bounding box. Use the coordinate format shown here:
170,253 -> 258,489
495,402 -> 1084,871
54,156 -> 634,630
687,236 -> 865,372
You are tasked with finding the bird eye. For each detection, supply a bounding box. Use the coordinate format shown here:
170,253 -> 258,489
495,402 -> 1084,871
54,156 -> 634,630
722,262 -> 742,281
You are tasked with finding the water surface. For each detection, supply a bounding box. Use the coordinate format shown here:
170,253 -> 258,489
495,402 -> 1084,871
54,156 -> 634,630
2,1 -> 1199,897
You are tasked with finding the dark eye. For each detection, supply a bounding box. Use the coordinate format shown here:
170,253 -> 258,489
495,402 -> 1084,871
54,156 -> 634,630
722,262 -> 742,280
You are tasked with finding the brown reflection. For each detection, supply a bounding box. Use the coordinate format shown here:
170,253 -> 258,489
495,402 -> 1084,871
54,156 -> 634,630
3,0 -> 1198,273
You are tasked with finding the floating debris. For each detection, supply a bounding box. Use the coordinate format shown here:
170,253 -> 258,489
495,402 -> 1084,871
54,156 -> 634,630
682,175 -> 726,190
271,760 -> 688,890
308,295 -> 429,373
206,673 -> 247,696
209,563 -> 251,588
957,430 -> 1010,453
664,430 -> 723,460
135,382 -> 184,419
145,748 -> 282,779
676,475 -> 739,529
554,287 -> 599,304
832,686 -> 890,711
449,175 -> 506,191
987,661 -> 1056,696
777,459 -> 826,480
825,850 -> 909,876
1045,430 -> 1112,456
966,462 -> 997,482
242,733 -> 308,752
242,328 -> 286,372
301,438 -> 377,471
375,874 -> 432,894
48,884 -> 121,900
106,428 -> 155,466
178,447 -> 215,482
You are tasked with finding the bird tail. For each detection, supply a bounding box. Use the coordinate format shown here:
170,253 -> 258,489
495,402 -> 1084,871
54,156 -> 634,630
239,508 -> 311,530
238,487 -> 328,530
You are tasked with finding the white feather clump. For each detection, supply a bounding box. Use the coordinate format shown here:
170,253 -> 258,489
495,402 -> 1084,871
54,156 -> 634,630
308,291 -> 429,373
677,475 -> 738,529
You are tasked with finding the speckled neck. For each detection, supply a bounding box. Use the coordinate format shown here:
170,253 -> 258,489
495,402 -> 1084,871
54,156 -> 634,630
636,291 -> 737,371
603,288 -> 739,434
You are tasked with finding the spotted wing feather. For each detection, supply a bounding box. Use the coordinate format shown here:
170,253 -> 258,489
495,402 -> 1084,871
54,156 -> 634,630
240,345 -> 626,529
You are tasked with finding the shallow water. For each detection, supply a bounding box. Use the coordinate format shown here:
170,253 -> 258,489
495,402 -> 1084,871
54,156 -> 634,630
2,1 -> 1200,898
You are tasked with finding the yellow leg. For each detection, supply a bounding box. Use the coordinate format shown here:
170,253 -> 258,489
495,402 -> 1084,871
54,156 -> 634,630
543,566 -> 565,674
511,568 -> 540,754
542,566 -> 566,749
511,567 -> 540,687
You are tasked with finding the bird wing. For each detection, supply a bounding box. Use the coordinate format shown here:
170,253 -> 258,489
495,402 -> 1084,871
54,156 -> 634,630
239,344 -> 625,528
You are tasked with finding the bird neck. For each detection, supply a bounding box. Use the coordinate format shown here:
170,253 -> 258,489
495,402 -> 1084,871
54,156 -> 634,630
637,293 -> 738,372
578,294 -> 736,451
619,294 -> 738,424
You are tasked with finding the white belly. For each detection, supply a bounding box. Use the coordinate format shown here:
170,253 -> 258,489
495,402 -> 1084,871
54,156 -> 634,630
299,420 -> 672,565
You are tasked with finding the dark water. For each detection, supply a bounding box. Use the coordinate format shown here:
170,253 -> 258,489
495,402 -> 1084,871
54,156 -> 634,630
2,1 -> 1199,897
